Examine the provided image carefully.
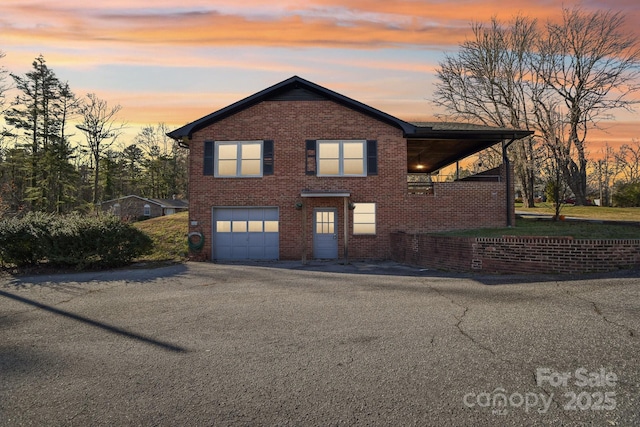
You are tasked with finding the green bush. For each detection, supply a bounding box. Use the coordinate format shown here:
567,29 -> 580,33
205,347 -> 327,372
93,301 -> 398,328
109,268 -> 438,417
613,182 -> 640,207
0,212 -> 52,267
0,213 -> 153,269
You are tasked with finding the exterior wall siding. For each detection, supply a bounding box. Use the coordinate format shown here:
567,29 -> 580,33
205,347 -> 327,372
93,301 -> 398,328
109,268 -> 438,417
101,197 -> 162,219
187,99 -> 513,261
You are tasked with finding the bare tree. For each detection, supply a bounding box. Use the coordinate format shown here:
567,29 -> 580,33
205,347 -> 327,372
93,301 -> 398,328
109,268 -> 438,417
532,95 -> 570,219
434,16 -> 542,207
77,93 -> 125,204
591,143 -> 621,207
533,8 -> 640,205
616,140 -> 640,183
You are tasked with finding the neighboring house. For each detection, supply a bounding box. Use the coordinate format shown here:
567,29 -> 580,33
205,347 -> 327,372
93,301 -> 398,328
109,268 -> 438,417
101,195 -> 188,220
168,76 -> 531,262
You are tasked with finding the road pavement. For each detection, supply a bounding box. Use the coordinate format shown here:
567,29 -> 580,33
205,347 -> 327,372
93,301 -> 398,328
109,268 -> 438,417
1,261 -> 639,426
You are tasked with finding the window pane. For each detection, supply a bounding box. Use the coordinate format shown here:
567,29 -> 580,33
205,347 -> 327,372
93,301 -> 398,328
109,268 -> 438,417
232,221 -> 247,232
343,159 -> 364,175
318,159 -> 340,175
241,143 -> 261,160
264,221 -> 279,232
343,142 -> 364,158
354,223 -> 376,234
218,159 -> 237,176
241,159 -> 261,176
354,203 -> 375,214
218,144 -> 237,160
248,221 -> 263,232
356,213 -> 376,223
318,142 -> 339,159
216,221 -> 231,232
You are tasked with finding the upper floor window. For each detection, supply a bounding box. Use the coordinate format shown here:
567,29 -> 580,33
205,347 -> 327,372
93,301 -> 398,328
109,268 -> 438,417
204,140 -> 274,177
216,141 -> 263,177
317,140 -> 366,177
306,139 -> 377,177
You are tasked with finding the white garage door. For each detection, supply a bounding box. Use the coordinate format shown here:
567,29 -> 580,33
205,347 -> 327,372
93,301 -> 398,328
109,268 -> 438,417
212,208 -> 279,260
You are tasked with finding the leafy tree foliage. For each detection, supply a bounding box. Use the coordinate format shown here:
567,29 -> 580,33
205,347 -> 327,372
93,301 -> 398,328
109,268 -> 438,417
3,56 -> 80,212
612,182 -> 640,207
0,55 -> 188,217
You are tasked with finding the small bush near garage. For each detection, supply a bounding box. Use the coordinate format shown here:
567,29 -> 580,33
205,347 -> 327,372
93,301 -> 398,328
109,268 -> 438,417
0,213 -> 153,269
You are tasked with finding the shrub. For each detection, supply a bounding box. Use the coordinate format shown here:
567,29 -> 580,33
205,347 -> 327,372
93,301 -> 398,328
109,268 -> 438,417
613,182 -> 640,207
0,212 -> 53,267
0,213 -> 153,269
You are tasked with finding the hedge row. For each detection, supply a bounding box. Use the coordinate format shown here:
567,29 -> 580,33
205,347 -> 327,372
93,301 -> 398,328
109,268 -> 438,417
0,212 -> 153,269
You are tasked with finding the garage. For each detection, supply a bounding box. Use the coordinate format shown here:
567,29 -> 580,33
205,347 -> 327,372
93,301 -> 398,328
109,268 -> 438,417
212,207 -> 279,260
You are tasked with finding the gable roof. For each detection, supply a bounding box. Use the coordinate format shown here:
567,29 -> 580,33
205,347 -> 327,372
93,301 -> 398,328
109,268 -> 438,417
167,76 -> 533,173
167,76 -> 418,142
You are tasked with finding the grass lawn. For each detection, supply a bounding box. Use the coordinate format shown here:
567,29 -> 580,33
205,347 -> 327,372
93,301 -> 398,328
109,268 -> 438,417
132,210 -> 640,263
133,211 -> 189,262
516,202 -> 640,222
438,217 -> 640,239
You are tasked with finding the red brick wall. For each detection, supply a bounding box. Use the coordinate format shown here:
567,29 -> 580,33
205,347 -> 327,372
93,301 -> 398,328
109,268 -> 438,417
187,99 -> 513,261
390,233 -> 640,274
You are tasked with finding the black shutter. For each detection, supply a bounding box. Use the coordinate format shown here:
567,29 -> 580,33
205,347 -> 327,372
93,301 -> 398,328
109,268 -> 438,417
204,140 -> 214,176
367,140 -> 377,175
263,140 -> 274,175
305,140 -> 316,175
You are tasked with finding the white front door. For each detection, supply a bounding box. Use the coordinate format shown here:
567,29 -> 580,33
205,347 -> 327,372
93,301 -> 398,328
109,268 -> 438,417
313,208 -> 338,259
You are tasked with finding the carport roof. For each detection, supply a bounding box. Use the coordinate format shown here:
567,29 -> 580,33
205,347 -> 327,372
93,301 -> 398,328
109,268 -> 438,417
407,122 -> 533,173
167,76 -> 533,173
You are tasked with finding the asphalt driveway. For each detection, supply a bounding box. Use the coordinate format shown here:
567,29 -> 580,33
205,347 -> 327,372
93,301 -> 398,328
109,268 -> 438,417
1,261 -> 639,426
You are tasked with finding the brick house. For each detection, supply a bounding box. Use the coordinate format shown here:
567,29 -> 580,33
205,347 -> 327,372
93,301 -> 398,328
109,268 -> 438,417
168,76 -> 531,262
101,195 -> 188,220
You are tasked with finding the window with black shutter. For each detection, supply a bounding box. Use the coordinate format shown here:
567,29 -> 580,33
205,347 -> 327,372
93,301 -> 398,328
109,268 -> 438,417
204,140 -> 214,176
366,140 -> 377,176
263,140 -> 274,175
305,140 -> 316,175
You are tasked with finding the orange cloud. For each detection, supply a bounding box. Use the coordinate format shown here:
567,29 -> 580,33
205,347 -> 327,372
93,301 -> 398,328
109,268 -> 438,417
3,0 -> 638,151
4,1 -> 638,51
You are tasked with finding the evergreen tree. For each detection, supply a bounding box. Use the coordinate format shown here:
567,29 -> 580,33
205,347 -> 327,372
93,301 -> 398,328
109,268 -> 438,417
4,56 -> 80,212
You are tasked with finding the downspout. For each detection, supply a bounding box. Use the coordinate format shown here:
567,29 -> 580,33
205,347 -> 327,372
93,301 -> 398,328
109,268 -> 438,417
502,137 -> 517,227
343,197 -> 349,265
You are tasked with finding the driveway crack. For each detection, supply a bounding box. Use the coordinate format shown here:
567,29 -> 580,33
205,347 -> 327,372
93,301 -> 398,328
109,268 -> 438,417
425,282 -> 496,356
567,290 -> 636,338
453,306 -> 496,356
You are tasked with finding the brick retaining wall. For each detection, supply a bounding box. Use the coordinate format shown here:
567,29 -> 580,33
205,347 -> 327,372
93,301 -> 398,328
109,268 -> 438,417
390,232 -> 640,274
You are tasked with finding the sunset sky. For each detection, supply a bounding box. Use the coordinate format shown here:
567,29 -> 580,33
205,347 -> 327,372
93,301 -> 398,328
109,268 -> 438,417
2,0 -> 639,151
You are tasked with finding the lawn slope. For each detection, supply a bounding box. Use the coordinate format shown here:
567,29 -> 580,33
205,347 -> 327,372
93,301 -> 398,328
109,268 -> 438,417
133,211 -> 189,262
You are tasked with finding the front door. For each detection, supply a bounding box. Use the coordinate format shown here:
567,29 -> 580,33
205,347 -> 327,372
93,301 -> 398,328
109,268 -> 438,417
313,208 -> 338,259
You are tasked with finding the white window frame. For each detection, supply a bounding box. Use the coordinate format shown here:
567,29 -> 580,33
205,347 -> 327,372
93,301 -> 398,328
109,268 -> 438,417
316,140 -> 366,177
214,141 -> 263,178
143,204 -> 151,217
352,203 -> 376,235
